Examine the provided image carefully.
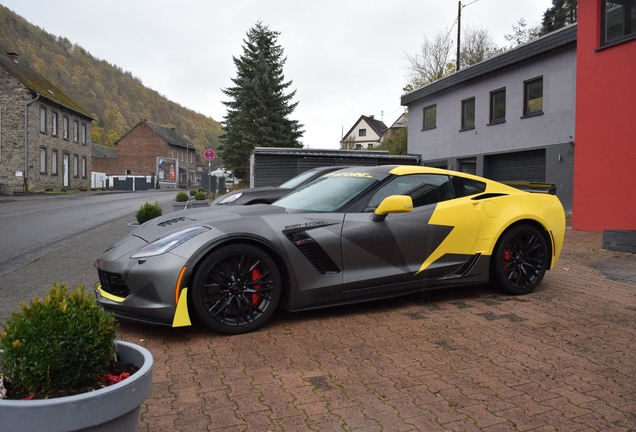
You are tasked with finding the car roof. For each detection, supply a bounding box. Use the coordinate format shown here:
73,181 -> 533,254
329,165 -> 464,177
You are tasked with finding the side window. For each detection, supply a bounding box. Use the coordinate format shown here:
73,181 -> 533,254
523,77 -> 543,116
489,88 -> 506,124
602,0 -> 636,45
451,176 -> 487,198
423,105 -> 437,130
366,174 -> 454,210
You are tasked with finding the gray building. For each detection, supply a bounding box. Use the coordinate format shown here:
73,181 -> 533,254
401,25 -> 576,212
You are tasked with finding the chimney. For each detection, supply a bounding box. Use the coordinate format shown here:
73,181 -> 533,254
6,52 -> 19,63
369,115 -> 374,119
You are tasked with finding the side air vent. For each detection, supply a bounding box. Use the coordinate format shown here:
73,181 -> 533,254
472,193 -> 507,200
287,232 -> 340,275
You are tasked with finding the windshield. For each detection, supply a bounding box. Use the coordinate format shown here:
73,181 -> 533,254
279,169 -> 323,189
275,173 -> 378,212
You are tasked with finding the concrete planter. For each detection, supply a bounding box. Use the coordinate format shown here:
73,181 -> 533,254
172,200 -> 209,211
0,340 -> 153,432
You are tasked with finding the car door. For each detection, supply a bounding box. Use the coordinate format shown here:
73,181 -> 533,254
340,174 -> 481,300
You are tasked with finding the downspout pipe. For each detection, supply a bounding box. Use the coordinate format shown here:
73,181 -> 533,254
24,92 -> 40,192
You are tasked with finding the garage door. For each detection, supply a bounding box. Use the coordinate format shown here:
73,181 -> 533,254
485,149 -> 545,182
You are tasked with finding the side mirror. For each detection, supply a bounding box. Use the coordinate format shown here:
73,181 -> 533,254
371,195 -> 413,221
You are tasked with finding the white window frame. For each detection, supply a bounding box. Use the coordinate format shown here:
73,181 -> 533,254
73,120 -> 79,143
51,111 -> 58,136
40,147 -> 47,173
81,123 -> 87,145
39,107 -> 47,133
51,150 -> 58,175
63,116 -> 69,140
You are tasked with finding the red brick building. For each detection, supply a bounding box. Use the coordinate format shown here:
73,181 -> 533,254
573,1 -> 636,232
92,120 -> 199,189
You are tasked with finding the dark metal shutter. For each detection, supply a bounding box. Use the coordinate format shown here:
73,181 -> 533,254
485,149 -> 545,182
253,155 -> 297,187
458,158 -> 477,175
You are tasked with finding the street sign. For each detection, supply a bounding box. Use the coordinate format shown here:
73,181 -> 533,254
204,149 -> 216,161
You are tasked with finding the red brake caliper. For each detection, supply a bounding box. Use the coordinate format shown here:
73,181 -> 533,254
503,248 -> 512,269
250,267 -> 263,307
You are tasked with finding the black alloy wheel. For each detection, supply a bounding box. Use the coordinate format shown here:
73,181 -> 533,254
492,224 -> 549,295
192,243 -> 281,334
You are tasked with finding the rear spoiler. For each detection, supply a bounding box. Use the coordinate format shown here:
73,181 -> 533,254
502,181 -> 557,195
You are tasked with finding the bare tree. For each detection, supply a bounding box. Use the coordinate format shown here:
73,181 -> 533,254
404,29 -> 454,92
459,27 -> 504,69
404,27 -> 502,92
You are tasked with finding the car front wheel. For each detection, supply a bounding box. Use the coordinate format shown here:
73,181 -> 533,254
491,224 -> 549,295
191,243 -> 281,334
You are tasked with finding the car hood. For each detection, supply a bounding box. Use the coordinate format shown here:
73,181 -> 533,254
131,204 -> 287,243
212,186 -> 288,204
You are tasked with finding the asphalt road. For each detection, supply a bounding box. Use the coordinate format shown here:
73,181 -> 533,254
0,190 -> 174,322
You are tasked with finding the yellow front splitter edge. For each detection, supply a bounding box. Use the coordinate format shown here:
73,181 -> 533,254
172,287 -> 192,327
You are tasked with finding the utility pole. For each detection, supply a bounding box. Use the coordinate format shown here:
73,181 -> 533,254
456,1 -> 462,71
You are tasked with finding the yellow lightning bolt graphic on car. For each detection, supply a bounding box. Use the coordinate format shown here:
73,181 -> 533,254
416,198 -> 481,274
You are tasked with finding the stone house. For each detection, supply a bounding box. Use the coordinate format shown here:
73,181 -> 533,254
0,52 -> 93,193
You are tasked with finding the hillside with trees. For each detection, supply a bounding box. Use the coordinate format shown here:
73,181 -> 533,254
0,5 -> 223,151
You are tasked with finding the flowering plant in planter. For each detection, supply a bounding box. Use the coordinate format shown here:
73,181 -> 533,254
0,283 -> 134,399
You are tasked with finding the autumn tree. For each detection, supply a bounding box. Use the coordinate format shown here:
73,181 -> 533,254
220,21 -> 304,179
376,127 -> 408,155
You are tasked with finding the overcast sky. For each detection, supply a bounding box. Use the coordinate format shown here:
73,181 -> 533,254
3,0 -> 551,149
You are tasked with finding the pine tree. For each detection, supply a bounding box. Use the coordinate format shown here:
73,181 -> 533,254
540,0 -> 578,35
220,21 -> 304,179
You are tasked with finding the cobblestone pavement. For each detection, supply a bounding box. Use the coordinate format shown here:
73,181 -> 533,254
117,229 -> 636,431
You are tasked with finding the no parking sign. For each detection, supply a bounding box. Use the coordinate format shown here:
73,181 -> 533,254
204,149 -> 216,161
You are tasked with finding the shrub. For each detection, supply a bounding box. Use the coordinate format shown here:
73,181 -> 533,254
194,191 -> 207,201
175,191 -> 189,202
0,284 -> 118,395
135,200 -> 162,224
189,189 -> 197,197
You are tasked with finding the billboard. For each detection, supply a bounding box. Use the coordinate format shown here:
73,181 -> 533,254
157,157 -> 178,185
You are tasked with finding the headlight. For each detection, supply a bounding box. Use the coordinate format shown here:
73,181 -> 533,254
131,226 -> 210,259
217,192 -> 243,205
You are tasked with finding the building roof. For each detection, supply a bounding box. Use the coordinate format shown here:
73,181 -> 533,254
251,146 -> 421,161
130,119 -> 197,150
0,52 -> 93,119
91,143 -> 118,159
401,24 -> 577,106
342,115 -> 388,141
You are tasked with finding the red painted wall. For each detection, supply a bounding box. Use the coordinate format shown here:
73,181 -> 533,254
573,1 -> 636,231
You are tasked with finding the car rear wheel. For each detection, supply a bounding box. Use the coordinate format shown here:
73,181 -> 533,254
191,244 -> 281,334
491,224 -> 549,295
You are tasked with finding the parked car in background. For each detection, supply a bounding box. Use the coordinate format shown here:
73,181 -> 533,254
212,165 -> 347,205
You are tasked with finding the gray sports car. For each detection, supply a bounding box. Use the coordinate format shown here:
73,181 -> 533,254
95,165 -> 565,334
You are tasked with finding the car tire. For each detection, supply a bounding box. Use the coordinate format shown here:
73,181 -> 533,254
191,243 -> 282,334
491,224 -> 549,295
